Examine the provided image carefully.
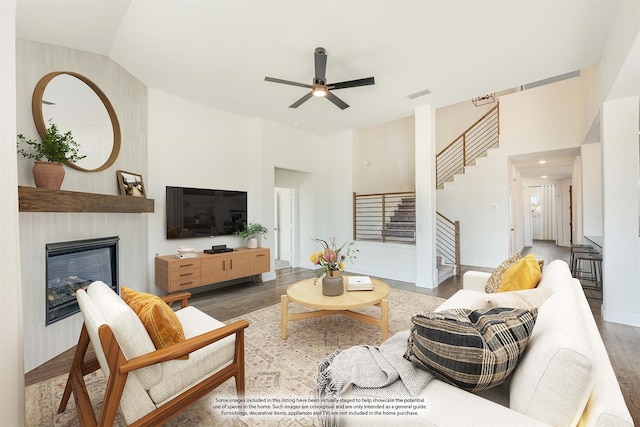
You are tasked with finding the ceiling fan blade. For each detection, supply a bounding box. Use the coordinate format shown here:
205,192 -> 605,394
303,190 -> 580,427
265,76 -> 313,89
314,47 -> 327,81
289,92 -> 313,108
325,92 -> 350,110
329,77 -> 375,90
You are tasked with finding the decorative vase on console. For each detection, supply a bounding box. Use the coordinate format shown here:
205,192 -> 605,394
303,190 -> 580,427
311,237 -> 359,297
234,222 -> 268,249
322,270 -> 344,296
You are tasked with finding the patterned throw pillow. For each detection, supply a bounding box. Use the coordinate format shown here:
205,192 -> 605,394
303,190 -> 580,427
404,307 -> 537,391
120,286 -> 188,359
485,253 -> 522,293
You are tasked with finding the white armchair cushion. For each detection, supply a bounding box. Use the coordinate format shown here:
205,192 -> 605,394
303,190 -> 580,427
148,306 -> 236,404
77,283 -> 159,424
85,282 -> 162,390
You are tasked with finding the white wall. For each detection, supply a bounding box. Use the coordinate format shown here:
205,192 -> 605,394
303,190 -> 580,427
437,148 -> 510,267
1,1 -> 25,424
258,119 -> 324,274
415,105 -> 440,288
352,115 -> 415,194
147,89 -> 263,290
601,96 -> 640,327
581,143 -> 603,237
16,40 -> 149,372
595,1 -> 640,327
572,156 -> 584,245
501,77 -> 585,156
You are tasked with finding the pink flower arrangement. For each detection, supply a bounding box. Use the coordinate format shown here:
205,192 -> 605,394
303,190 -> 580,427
310,237 -> 358,282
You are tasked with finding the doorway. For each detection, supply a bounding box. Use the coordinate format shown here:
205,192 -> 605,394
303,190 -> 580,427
274,187 -> 294,270
529,185 -> 557,243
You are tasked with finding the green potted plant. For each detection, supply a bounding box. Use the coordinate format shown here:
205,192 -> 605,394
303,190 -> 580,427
235,223 -> 268,248
17,119 -> 85,190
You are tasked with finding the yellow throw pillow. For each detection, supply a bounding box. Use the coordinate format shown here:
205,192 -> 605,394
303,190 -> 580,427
485,253 -> 522,293
497,254 -> 542,292
120,286 -> 188,359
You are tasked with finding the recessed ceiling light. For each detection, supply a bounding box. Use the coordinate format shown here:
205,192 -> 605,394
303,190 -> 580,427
538,160 -> 547,164
541,175 -> 548,179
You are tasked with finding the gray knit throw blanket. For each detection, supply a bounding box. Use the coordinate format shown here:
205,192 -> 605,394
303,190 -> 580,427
314,330 -> 433,427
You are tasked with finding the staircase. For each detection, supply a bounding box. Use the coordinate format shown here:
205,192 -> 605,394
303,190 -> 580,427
433,104 -> 499,281
384,196 -> 416,241
436,104 -> 499,189
437,255 -> 456,284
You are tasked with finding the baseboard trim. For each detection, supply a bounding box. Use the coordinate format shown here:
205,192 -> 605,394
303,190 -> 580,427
602,307 -> 640,327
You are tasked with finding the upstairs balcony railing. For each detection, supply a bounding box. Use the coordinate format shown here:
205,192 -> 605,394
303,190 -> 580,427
436,104 -> 499,189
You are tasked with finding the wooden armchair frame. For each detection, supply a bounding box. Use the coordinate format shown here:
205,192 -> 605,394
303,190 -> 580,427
58,292 -> 249,426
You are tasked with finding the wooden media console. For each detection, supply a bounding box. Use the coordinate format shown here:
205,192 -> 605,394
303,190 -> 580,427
155,247 -> 270,293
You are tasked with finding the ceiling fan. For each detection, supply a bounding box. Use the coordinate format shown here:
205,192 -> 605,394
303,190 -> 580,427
264,47 -> 375,110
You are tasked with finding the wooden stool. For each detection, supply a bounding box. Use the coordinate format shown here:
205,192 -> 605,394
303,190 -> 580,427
573,251 -> 603,289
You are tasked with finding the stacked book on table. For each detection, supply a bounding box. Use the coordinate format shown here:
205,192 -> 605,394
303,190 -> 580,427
347,276 -> 374,291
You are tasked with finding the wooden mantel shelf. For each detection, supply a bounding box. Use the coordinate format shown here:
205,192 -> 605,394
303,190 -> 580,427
18,186 -> 155,213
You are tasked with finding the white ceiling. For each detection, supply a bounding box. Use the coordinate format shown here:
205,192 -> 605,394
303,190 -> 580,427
16,0 -> 623,140
510,147 -> 581,181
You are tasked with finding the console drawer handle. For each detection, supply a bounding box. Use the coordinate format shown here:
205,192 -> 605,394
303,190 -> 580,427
179,264 -> 194,268
179,273 -> 193,277
179,282 -> 194,287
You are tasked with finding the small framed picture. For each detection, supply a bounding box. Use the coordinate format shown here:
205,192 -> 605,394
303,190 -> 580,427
116,170 -> 146,198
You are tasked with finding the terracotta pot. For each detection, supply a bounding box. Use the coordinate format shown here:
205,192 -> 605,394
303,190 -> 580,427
322,270 -> 344,296
32,161 -> 65,190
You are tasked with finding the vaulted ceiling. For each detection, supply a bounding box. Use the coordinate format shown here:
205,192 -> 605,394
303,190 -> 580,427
16,0 -> 623,140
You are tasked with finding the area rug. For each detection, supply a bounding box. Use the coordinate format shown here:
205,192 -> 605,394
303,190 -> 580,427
25,288 -> 444,426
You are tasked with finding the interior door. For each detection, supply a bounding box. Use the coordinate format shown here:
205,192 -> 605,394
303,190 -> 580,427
274,187 -> 293,264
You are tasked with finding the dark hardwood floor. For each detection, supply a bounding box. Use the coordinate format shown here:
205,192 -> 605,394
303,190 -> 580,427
25,241 -> 639,425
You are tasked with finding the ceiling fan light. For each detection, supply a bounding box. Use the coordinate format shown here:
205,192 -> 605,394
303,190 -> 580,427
312,86 -> 327,97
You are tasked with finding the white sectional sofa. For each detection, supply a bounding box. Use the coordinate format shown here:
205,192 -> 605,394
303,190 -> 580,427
342,260 -> 633,427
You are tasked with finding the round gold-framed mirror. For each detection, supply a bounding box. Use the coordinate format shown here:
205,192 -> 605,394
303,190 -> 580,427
31,71 -> 121,172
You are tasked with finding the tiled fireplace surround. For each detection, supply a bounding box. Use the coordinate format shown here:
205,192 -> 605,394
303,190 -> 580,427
18,39 -> 149,372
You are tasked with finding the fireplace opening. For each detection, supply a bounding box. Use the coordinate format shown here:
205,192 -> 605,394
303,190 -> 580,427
46,236 -> 119,325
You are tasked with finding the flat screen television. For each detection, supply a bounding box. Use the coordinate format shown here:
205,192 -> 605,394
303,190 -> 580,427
166,186 -> 247,239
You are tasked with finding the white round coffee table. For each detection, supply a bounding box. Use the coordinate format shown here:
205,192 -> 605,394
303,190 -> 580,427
280,276 -> 390,340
